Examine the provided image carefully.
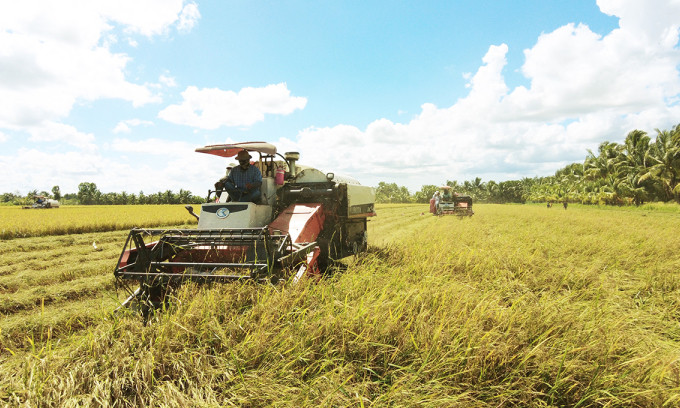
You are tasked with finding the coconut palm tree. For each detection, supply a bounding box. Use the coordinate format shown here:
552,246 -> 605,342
639,125 -> 680,202
584,141 -> 621,181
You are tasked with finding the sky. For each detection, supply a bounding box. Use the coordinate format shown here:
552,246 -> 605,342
1,0 -> 679,196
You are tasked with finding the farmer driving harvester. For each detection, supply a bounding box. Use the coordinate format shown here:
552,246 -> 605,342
441,186 -> 453,201
214,150 -> 262,203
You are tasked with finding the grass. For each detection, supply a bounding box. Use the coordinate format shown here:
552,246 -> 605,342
1,203 -> 679,407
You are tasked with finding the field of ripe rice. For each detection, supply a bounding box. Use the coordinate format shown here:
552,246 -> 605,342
0,205 -> 197,239
1,203 -> 679,407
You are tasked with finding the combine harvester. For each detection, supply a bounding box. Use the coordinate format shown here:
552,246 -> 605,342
430,186 -> 474,217
114,142 -> 376,315
22,195 -> 60,209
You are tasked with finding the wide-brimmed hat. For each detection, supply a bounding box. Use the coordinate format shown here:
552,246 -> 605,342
235,150 -> 252,161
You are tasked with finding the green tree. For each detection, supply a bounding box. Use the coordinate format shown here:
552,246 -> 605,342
77,182 -> 100,205
463,177 -> 486,201
639,125 -> 680,202
445,180 -> 463,191
413,185 -> 438,203
375,182 -> 412,203
51,185 -> 61,201
178,189 -> 193,204
1,192 -> 19,203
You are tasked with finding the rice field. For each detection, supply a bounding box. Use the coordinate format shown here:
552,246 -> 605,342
1,203 -> 679,407
0,205 -> 198,240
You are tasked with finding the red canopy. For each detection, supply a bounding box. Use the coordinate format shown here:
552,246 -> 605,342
195,142 -> 277,158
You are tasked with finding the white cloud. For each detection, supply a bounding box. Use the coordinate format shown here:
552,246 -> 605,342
502,21 -> 679,120
597,0 -> 680,45
0,142 -> 219,196
26,122 -> 96,150
0,149 -> 105,194
98,0 -> 196,37
112,119 -> 155,134
159,74 -> 177,88
0,1 -> 203,194
158,83 -> 308,129
177,2 -> 201,33
102,138 -> 224,194
0,1 -> 197,129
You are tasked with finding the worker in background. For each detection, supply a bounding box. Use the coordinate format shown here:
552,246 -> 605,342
432,190 -> 441,215
220,150 -> 262,203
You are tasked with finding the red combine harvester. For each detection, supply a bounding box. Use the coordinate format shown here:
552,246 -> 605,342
430,186 -> 474,217
114,142 -> 376,316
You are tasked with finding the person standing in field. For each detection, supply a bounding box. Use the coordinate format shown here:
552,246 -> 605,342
563,201 -> 568,209
432,190 -> 441,215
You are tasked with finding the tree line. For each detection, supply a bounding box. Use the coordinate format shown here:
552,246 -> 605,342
377,124 -> 680,206
375,178 -> 527,204
0,182 -> 204,206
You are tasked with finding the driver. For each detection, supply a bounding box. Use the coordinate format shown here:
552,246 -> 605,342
441,188 -> 452,201
219,150 -> 262,203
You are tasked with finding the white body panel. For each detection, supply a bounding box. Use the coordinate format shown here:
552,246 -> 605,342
332,174 -> 360,185
346,184 -> 376,216
198,202 -> 272,229
295,168 -> 328,183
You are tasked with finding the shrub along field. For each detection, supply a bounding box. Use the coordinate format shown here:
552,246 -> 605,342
1,203 -> 679,407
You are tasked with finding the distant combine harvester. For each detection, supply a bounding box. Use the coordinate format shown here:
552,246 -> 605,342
22,195 -> 60,209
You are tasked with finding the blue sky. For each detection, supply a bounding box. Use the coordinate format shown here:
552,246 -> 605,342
1,0 -> 679,195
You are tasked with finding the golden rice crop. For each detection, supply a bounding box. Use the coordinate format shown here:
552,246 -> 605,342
0,203 -> 679,407
0,205 -> 197,239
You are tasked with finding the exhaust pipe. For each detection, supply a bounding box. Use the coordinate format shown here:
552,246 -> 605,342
285,152 -> 299,178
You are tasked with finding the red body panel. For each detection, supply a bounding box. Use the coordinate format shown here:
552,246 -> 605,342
268,203 -> 325,243
118,241 -> 156,269
305,246 -> 322,276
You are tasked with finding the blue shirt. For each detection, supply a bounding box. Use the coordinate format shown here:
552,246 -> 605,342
227,165 -> 262,190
